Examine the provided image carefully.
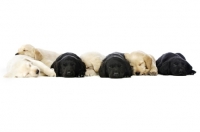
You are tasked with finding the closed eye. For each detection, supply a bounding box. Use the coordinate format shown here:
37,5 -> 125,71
139,62 -> 144,66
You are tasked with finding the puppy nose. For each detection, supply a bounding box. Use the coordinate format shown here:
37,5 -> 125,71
135,72 -> 140,75
179,69 -> 183,73
15,53 -> 19,55
113,72 -> 119,76
67,71 -> 71,75
36,69 -> 39,74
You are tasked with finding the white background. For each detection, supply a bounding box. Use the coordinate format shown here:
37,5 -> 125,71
0,0 -> 200,132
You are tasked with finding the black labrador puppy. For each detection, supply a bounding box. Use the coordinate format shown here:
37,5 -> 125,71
99,52 -> 133,78
51,52 -> 86,77
156,52 -> 196,76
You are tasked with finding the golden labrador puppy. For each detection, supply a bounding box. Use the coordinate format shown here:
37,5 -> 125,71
4,55 -> 56,78
124,51 -> 158,75
80,52 -> 105,76
15,44 -> 60,67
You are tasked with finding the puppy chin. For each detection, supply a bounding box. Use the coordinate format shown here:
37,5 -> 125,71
63,72 -> 75,77
109,73 -> 123,78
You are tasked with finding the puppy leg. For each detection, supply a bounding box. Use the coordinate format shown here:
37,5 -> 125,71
42,59 -> 54,67
30,60 -> 56,77
85,69 -> 97,76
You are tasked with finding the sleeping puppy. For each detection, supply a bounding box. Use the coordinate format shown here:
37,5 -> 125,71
99,52 -> 132,78
80,52 -> 105,76
51,52 -> 86,77
4,55 -> 56,78
125,51 -> 158,75
156,52 -> 196,76
15,44 -> 60,67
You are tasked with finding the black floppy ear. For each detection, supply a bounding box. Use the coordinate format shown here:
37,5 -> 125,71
51,61 -> 60,77
158,61 -> 171,75
176,53 -> 186,60
185,62 -> 196,75
79,61 -> 86,77
124,60 -> 133,77
99,61 -> 107,77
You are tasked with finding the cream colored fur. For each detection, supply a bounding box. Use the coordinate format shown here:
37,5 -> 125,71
16,44 -> 60,67
125,51 -> 158,75
80,52 -> 105,76
4,55 -> 56,78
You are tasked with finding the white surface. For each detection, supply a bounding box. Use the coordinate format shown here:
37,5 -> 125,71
0,0 -> 200,132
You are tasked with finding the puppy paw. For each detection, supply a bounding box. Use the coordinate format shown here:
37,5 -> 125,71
85,69 -> 97,76
149,71 -> 158,76
46,69 -> 56,77
190,70 -> 196,75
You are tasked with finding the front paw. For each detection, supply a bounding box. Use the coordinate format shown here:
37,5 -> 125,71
85,69 -> 97,76
149,71 -> 158,76
190,70 -> 196,75
47,69 -> 56,77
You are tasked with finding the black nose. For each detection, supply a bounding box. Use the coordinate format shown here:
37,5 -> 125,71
135,72 -> 140,75
36,69 -> 39,74
179,69 -> 183,74
113,72 -> 119,76
66,71 -> 71,75
15,53 -> 19,55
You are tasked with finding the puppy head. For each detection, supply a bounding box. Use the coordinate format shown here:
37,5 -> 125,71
169,58 -> 196,76
99,57 -> 132,78
15,44 -> 43,60
51,55 -> 86,77
4,59 -> 40,78
125,52 -> 152,75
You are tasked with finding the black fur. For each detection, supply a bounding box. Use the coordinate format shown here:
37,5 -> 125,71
51,52 -> 86,77
156,52 -> 196,76
99,52 -> 133,78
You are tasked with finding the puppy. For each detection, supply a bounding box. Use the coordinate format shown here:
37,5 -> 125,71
4,55 -> 56,78
156,52 -> 196,76
80,52 -> 105,76
15,44 -> 60,67
99,52 -> 132,78
51,52 -> 86,77
125,51 -> 158,75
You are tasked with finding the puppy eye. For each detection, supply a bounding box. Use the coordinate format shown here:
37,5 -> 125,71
70,63 -> 74,66
15,76 -> 18,78
173,64 -> 177,66
29,64 -> 31,67
139,63 -> 143,66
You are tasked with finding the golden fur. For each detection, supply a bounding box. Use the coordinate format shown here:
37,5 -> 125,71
80,52 -> 105,76
16,44 -> 60,67
124,51 -> 158,75
4,55 -> 56,78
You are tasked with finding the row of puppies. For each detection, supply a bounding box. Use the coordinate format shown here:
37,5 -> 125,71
4,44 -> 196,78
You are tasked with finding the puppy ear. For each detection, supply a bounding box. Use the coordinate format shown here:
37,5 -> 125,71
34,49 -> 43,60
124,61 -> 133,77
51,61 -> 60,77
99,61 -> 107,77
124,53 -> 130,61
143,54 -> 152,70
79,61 -> 86,77
159,61 -> 171,75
